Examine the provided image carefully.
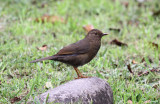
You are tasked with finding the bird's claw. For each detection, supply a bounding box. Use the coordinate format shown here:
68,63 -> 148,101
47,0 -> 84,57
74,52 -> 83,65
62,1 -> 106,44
75,75 -> 90,79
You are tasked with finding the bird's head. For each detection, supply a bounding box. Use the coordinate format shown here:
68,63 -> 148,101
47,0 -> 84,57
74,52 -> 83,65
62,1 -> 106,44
86,29 -> 108,40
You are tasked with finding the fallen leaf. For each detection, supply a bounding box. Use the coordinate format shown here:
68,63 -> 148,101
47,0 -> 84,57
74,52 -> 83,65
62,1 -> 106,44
110,39 -> 128,47
144,100 -> 151,104
41,3 -> 48,8
7,74 -> 13,79
121,1 -> 129,8
149,42 -> 158,49
52,32 -> 56,38
153,10 -> 160,16
10,97 -> 21,103
152,82 -> 159,89
127,20 -> 139,26
44,82 -> 53,89
109,28 -> 121,32
141,57 -> 153,63
127,64 -> 134,74
138,69 -> 160,77
132,60 -> 138,64
35,15 -> 64,24
83,25 -> 94,32
37,45 -> 48,51
138,71 -> 143,75
157,34 -> 160,38
31,0 -> 37,5
127,100 -> 133,104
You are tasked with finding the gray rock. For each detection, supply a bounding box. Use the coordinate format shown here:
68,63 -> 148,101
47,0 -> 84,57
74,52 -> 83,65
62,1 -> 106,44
31,77 -> 113,104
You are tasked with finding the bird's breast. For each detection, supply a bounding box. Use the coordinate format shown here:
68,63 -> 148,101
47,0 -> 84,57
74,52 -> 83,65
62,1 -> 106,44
87,41 -> 101,60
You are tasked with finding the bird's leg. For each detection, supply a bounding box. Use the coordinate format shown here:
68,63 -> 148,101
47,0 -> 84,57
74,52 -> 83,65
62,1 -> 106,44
73,67 -> 89,79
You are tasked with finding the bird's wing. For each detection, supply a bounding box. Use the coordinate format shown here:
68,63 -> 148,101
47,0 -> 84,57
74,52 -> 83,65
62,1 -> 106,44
56,38 -> 90,55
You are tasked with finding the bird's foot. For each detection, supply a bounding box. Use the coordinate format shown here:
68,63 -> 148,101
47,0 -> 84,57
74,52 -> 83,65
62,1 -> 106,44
73,67 -> 91,79
75,75 -> 90,79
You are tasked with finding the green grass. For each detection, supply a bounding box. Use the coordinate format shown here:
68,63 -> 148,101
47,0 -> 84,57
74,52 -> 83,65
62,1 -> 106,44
0,0 -> 160,103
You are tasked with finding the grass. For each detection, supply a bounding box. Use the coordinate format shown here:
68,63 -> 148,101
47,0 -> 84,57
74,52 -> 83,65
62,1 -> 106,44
0,0 -> 160,103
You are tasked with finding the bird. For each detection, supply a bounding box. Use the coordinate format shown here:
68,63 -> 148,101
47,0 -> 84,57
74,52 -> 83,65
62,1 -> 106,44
30,29 -> 108,79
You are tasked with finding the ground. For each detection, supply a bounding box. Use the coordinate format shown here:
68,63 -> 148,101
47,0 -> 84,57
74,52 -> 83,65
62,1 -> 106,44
0,0 -> 160,103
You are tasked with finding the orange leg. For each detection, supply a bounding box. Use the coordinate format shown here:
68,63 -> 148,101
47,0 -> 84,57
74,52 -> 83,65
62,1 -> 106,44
73,67 -> 89,79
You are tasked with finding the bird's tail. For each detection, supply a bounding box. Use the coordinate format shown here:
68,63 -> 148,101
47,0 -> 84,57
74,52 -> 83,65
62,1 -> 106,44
30,55 -> 56,63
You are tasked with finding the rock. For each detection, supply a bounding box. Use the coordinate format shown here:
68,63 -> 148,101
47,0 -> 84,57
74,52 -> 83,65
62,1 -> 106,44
30,77 -> 113,104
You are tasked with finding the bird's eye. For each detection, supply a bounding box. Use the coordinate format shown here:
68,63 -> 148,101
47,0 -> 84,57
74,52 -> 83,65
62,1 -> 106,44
95,33 -> 98,35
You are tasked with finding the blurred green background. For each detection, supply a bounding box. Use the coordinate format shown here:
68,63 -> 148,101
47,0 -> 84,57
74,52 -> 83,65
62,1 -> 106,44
0,0 -> 159,103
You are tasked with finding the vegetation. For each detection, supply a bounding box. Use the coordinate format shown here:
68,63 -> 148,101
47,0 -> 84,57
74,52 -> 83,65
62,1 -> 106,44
0,0 -> 159,103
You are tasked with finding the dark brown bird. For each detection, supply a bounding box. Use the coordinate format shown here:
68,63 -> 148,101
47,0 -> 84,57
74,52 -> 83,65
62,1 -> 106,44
30,29 -> 108,78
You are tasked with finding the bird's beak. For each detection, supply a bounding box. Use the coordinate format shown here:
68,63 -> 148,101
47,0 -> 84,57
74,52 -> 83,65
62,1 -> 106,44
102,33 -> 109,36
